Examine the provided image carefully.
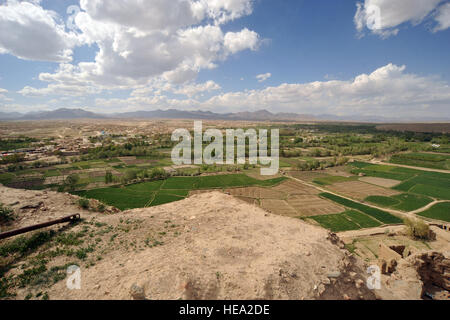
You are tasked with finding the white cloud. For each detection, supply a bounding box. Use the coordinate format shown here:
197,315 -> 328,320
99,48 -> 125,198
256,73 -> 271,82
0,0 -> 79,62
90,64 -> 450,118
434,3 -> 450,31
15,0 -> 260,96
354,0 -> 447,38
224,28 -> 259,54
0,88 -> 7,94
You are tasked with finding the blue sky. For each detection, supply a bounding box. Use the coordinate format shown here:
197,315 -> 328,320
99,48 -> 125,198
0,0 -> 449,119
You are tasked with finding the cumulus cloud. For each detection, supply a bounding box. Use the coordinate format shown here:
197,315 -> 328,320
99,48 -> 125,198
90,64 -> 450,118
354,0 -> 448,38
0,87 -> 10,101
434,3 -> 450,31
14,0 -> 259,96
0,0 -> 79,62
256,73 -> 271,82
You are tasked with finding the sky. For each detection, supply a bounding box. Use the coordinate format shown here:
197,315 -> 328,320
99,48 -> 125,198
0,0 -> 449,119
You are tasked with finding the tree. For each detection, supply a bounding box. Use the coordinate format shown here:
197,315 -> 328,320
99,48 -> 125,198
105,171 -> 113,184
65,173 -> 80,191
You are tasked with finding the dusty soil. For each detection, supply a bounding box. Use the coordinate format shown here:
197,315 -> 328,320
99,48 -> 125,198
359,177 -> 401,188
0,186 -> 379,300
326,181 -> 401,200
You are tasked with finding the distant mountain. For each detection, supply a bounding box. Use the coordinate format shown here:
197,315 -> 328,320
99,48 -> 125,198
0,107 -> 449,123
113,108 -> 316,121
0,111 -> 23,120
21,108 -> 106,120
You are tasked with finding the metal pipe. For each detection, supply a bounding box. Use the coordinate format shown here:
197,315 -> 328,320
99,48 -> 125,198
0,214 -> 80,240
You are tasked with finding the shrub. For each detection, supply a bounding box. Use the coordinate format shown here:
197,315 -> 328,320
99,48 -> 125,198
404,218 -> 432,240
0,203 -> 14,225
97,203 -> 106,213
78,198 -> 90,210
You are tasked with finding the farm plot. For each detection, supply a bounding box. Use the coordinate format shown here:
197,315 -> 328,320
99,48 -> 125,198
393,174 -> 450,200
390,152 -> 450,170
308,209 -> 383,232
73,174 -> 285,210
417,202 -> 450,222
349,162 -> 416,181
365,193 -> 433,212
287,195 -> 345,217
225,187 -> 286,199
320,193 -> 403,224
313,175 -> 356,186
272,180 -> 319,195
287,171 -> 328,182
359,176 -> 401,188
326,180 -> 400,200
260,199 -> 298,217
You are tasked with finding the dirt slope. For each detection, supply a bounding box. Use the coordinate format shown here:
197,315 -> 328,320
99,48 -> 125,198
1,187 -> 376,300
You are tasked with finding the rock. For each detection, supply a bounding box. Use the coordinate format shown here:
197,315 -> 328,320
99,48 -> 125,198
20,201 -> 43,209
355,279 -> 364,289
327,271 -> 341,278
130,284 -> 146,300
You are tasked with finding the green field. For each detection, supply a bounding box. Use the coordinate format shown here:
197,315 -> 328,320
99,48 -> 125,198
310,210 -> 382,232
365,193 -> 433,212
417,202 -> 450,222
320,193 -> 403,224
390,153 -> 450,170
74,174 -> 286,210
351,162 -> 450,200
313,175 -> 356,186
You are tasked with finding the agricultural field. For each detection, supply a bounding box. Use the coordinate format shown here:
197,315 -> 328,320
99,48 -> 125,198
365,194 -> 434,212
417,203 -> 450,222
390,152 -> 450,170
309,210 -> 382,232
350,162 -> 450,200
74,174 -> 286,210
319,193 -> 403,225
324,180 -> 401,200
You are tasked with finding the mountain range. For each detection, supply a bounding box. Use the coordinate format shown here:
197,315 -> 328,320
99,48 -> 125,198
0,108 -> 448,123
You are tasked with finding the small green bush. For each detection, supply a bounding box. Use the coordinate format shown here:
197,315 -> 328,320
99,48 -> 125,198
78,198 -> 90,210
0,203 -> 14,225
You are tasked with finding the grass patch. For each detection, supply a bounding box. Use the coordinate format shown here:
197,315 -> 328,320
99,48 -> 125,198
417,202 -> 450,222
310,214 -> 360,232
365,195 -> 400,207
313,175 -> 356,186
342,210 -> 382,228
365,193 -> 433,212
390,153 -> 450,170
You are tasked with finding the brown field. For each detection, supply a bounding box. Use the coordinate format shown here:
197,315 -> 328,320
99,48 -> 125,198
260,199 -> 298,217
272,180 -> 319,195
358,176 -> 401,188
225,184 -> 341,218
326,181 -> 401,200
225,187 -> 286,199
287,171 -> 328,182
323,166 -> 354,177
235,196 -> 259,205
245,170 -> 283,181
287,195 -> 345,217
